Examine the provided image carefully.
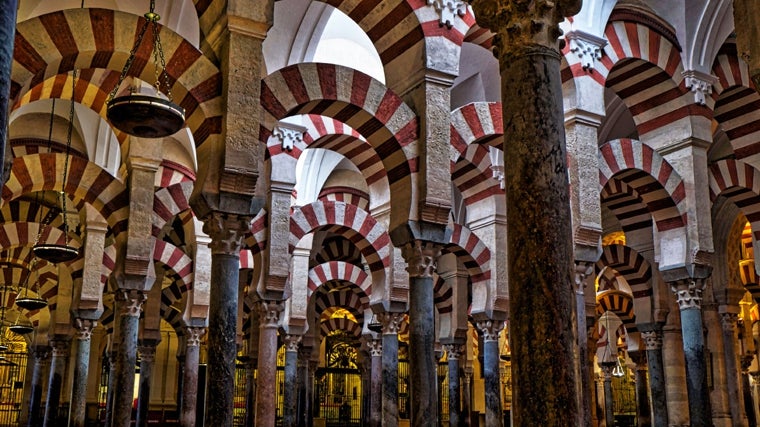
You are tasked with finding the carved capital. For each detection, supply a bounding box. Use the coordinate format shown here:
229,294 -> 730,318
184,326 -> 206,347
600,363 -> 613,380
259,300 -> 284,328
138,345 -> 157,363
273,123 -> 305,152
475,319 -> 504,342
742,355 -> 755,372
682,70 -> 717,106
50,340 -> 70,358
116,289 -> 146,317
284,334 -> 302,353
641,329 -> 663,351
202,212 -> 251,255
428,0 -> 467,28
32,347 -> 50,361
378,312 -> 405,335
573,261 -> 594,293
721,313 -> 738,334
73,318 -> 96,341
444,343 -> 464,360
368,339 -> 382,357
565,30 -> 607,71
671,279 -> 705,310
401,240 -> 441,279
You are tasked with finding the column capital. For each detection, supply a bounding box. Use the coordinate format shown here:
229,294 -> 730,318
273,122 -> 306,152
671,278 -> 705,310
284,334 -> 302,353
444,343 -> 464,360
401,240 -> 441,279
115,288 -> 146,317
378,312 -> 405,335
202,211 -> 251,255
564,29 -> 607,71
138,345 -> 157,364
259,300 -> 284,328
573,260 -> 594,294
742,355 -> 755,372
50,339 -> 70,358
469,0 -> 581,54
428,0 -> 467,28
368,339 -> 382,357
641,329 -> 663,351
32,346 -> 50,361
475,318 -> 504,342
184,326 -> 207,347
73,318 -> 96,341
720,312 -> 739,333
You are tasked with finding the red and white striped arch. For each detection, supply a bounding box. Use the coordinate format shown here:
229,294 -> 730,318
599,139 -> 686,233
596,289 -> 637,333
12,8 -> 223,147
290,201 -> 391,273
313,284 -> 369,327
153,181 -> 193,237
154,240 -> 193,293
314,236 -> 363,266
433,275 -> 453,314
157,160 -> 195,187
444,223 -> 490,281
709,159 -> 760,244
320,316 -> 362,340
307,261 -> 372,296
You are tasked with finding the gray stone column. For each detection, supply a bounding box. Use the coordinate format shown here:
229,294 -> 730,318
136,341 -> 158,427
462,368 -> 472,427
743,356 -> 758,427
244,357 -> 256,427
176,350 -> 185,418
400,240 -> 440,427
380,312 -> 403,427
444,343 -> 463,427
255,300 -> 284,426
574,262 -> 594,427
27,346 -> 49,427
297,351 -> 311,427
721,313 -> 745,425
641,327 -> 667,426
476,320 -> 504,427
180,326 -> 205,427
113,289 -> 146,427
672,279 -> 711,426
283,334 -> 301,427
629,351 -> 651,427
104,348 -> 118,426
369,339 -> 382,427
70,319 -> 96,427
202,212 -> 249,427
43,339 -> 70,427
600,363 -> 614,427
0,0 -> 17,180
468,1 -> 581,423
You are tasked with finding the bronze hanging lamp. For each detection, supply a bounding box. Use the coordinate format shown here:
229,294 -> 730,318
106,0 -> 185,138
32,71 -> 80,264
9,311 -> 34,335
15,258 -> 48,312
367,313 -> 382,333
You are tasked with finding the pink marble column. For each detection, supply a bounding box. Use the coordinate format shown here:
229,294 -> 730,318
255,300 -> 284,426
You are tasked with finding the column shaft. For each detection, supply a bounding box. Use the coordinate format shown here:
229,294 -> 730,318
104,350 -> 117,426
181,327 -> 204,427
136,344 -> 157,427
255,301 -> 283,426
722,314 -> 744,425
477,322 -> 503,427
743,360 -> 758,427
574,264 -> 594,427
369,340 -> 382,427
244,359 -> 256,427
283,336 -> 300,427
27,348 -> 48,427
113,290 -> 145,427
0,0 -> 18,174
381,313 -> 401,427
409,275 -> 436,426
642,328 -> 668,427
444,345 -> 462,427
634,363 -> 651,427
71,320 -> 95,427
43,340 -> 69,427
601,367 -> 614,427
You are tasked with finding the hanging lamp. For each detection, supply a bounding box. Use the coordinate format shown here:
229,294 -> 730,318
499,328 -> 511,362
600,312 -> 617,370
32,71 -> 80,264
15,258 -> 48,312
367,313 -> 382,333
9,310 -> 34,335
106,0 -> 185,138
612,354 -> 626,378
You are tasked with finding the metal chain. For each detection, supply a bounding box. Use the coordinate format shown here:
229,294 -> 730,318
46,98 -> 55,152
60,69 -> 77,242
107,18 -> 150,101
152,21 -> 174,101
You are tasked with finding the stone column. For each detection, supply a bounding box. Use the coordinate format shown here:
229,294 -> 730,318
672,279 -> 711,426
463,368 -> 472,427
629,351 -> 651,427
43,339 -> 70,427
136,341 -> 158,427
743,356 -> 758,427
27,346 -> 49,427
202,212 -> 249,427
721,313 -> 745,425
380,312 -> 403,427
176,349 -> 185,418
244,357 -> 256,427
369,339 -> 382,427
180,326 -> 205,427
641,326 -> 667,426
469,1 -> 581,423
70,319 -> 96,427
113,289 -> 146,427
104,348 -> 118,426
476,320 -> 504,427
444,343 -> 463,427
0,0 -> 17,179
574,262 -> 594,427
255,300 -> 284,426
600,363 -> 614,427
283,334 -> 301,427
400,241 -> 440,426
297,351 -> 311,427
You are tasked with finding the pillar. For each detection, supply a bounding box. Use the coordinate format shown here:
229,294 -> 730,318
369,339 -> 382,427
283,334 -> 301,427
629,351 -> 651,427
244,357 -> 256,427
43,338 -> 70,427
0,0 -> 18,180
70,319 -> 96,427
444,343 -> 463,427
476,320 -> 504,427
468,0 -> 581,423
641,326 -> 668,426
600,363 -> 614,427
574,262 -> 595,427
380,312 -> 403,427
722,313 -> 745,425
743,356 -> 758,427
672,279 -> 711,426
104,348 -> 117,426
113,289 -> 146,427
201,213 -> 249,427
27,346 -> 49,427
255,300 -> 284,426
297,351 -> 310,427
180,326 -> 205,427
462,368 -> 472,427
136,341 -> 158,427
176,348 -> 185,418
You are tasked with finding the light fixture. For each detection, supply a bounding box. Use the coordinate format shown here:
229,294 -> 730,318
32,71 -> 79,264
600,312 -> 617,371
612,355 -> 626,378
15,258 -> 47,312
9,311 -> 34,335
500,327 -> 511,362
367,313 -> 382,333
106,0 -> 185,138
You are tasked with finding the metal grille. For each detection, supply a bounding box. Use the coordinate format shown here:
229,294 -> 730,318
233,363 -> 250,427
398,359 -> 409,420
0,351 -> 27,427
438,361 -> 449,424
97,352 -> 110,425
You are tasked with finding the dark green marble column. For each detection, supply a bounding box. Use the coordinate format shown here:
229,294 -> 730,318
369,339 -> 382,427
477,321 -> 504,427
641,326 -> 667,426
283,334 -> 301,427
0,0 -> 17,181
136,341 -> 158,427
600,364 -> 614,427
444,343 -> 463,427
629,351 -> 651,427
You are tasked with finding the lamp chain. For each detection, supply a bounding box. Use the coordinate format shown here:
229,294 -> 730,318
108,15 -> 151,101
60,69 -> 77,241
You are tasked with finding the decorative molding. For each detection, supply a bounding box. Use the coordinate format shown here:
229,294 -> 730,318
671,279 -> 705,310
641,330 -> 663,351
202,212 -> 251,255
573,261 -> 595,293
259,300 -> 284,328
682,70 -> 717,106
401,241 -> 441,279
720,313 -> 738,334
368,339 -> 382,357
564,30 -> 607,71
444,343 -> 464,360
73,318 -> 96,341
138,345 -> 157,363
284,334 -> 302,352
116,289 -> 146,317
184,326 -> 206,347
427,0 -> 467,28
475,319 -> 504,342
50,340 -> 70,358
378,312 -> 404,335
273,123 -> 306,152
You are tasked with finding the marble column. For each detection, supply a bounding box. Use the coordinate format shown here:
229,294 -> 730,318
468,0 -> 581,423
401,241 -> 440,427
104,348 -> 118,426
629,351 -> 651,427
283,334 -> 301,427
721,313 -> 745,425
255,300 -> 284,426
743,356 -> 758,427
641,326 -> 667,426
369,339 -> 382,427
244,357 -> 256,427
202,213 -> 249,427
176,351 -> 185,417
672,279 -> 711,426
600,363 -> 615,427
43,339 -> 70,427
180,326 -> 204,427
27,346 -> 49,427
136,341 -> 158,427
308,360 -> 318,423
297,353 -> 310,427
70,319 -> 96,427
574,262 -> 594,427
462,368 -> 472,427
477,320 -> 504,427
113,289 -> 146,427
0,0 -> 17,175
444,343 -> 463,427
380,312 -> 403,427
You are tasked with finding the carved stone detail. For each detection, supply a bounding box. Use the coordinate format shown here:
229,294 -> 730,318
573,261 -> 594,293
475,319 -> 504,342
401,241 -> 441,279
368,339 -> 382,357
284,334 -> 302,352
259,300 -> 284,328
184,326 -> 206,347
32,347 -> 50,361
202,212 -> 251,256
50,340 -> 70,358
565,30 -> 607,71
428,0 -> 467,28
116,289 -> 146,317
378,312 -> 404,335
73,318 -> 96,341
273,124 -> 305,152
641,330 -> 663,351
138,345 -> 157,364
671,279 -> 705,310
721,313 -> 738,333
682,70 -> 717,106
444,343 -> 464,360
